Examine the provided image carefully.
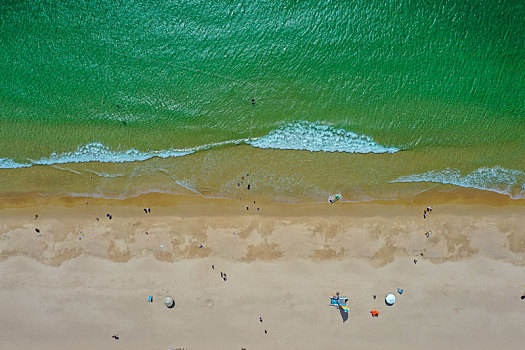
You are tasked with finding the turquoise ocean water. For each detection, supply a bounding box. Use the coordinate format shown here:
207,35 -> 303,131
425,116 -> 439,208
0,0 -> 524,201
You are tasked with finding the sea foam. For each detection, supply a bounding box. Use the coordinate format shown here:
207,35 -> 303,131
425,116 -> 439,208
0,122 -> 398,169
0,158 -> 32,169
248,121 -> 399,153
392,166 -> 525,199
0,138 -> 253,169
31,142 -> 194,165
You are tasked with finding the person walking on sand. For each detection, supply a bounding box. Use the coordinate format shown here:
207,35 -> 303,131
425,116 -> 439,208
259,317 -> 263,323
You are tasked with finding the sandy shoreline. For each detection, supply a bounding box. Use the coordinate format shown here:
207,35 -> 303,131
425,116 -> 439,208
1,194 -> 524,349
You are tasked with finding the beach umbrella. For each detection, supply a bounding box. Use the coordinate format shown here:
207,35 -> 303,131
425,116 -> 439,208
385,294 -> 396,305
164,296 -> 174,308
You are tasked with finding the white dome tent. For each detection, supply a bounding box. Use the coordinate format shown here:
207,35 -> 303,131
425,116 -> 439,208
385,294 -> 396,306
164,296 -> 175,308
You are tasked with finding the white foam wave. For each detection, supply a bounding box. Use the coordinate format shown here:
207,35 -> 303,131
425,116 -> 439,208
0,158 -> 32,169
392,166 -> 525,199
32,142 -> 193,165
0,138 -> 255,169
248,121 -> 399,153
0,122 -> 399,170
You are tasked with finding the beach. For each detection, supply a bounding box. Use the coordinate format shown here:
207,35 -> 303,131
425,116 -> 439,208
1,193 -> 524,349
1,1 -> 524,348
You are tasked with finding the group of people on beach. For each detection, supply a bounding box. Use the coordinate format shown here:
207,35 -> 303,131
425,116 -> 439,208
413,206 -> 434,263
237,173 -> 262,212
212,265 -> 228,282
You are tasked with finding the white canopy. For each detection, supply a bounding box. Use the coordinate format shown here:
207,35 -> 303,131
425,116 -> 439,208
164,296 -> 174,308
385,294 -> 396,305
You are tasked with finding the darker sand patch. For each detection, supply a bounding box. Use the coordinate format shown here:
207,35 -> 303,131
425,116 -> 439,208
106,241 -> 132,262
0,249 -> 17,262
48,248 -> 81,266
170,233 -> 211,259
438,223 -> 477,261
0,247 -> 80,266
237,219 -> 275,239
368,221 -> 412,241
312,245 -> 345,260
154,249 -> 174,262
241,243 -> 282,262
186,245 -> 212,258
311,221 -> 343,241
507,231 -> 525,253
370,242 -> 407,267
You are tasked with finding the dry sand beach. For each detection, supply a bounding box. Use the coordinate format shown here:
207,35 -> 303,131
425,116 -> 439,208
0,193 -> 525,349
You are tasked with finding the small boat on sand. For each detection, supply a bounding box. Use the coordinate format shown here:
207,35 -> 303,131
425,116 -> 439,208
328,193 -> 341,203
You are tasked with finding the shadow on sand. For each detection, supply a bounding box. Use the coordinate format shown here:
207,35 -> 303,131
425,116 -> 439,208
339,307 -> 348,322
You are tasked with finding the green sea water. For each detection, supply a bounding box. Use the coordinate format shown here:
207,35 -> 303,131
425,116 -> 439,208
0,0 -> 524,201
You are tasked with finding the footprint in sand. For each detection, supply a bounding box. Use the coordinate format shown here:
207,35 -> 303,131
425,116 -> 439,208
205,298 -> 214,308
